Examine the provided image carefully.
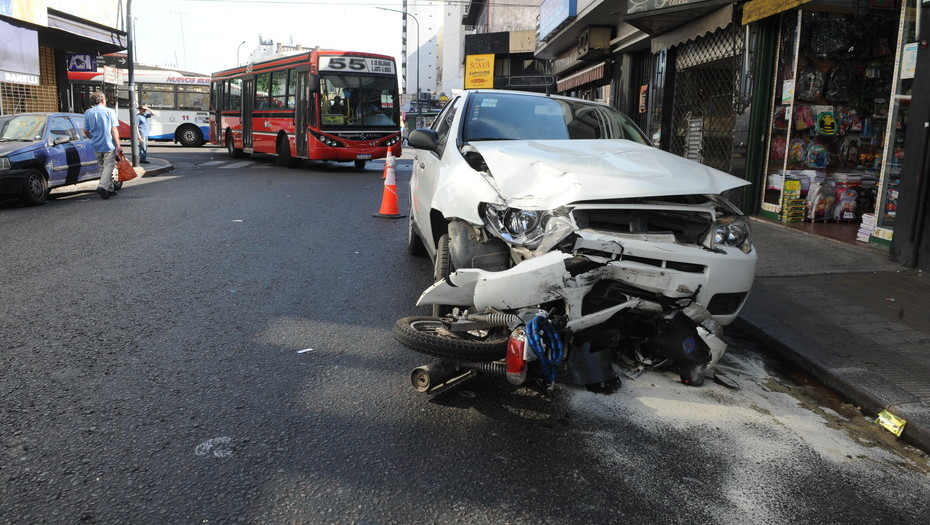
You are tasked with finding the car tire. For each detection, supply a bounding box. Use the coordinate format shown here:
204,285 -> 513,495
432,234 -> 461,317
276,135 -> 298,168
177,125 -> 204,147
226,131 -> 247,158
407,209 -> 427,257
20,169 -> 48,206
393,316 -> 507,362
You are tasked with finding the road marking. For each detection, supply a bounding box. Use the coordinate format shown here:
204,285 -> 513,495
297,348 -> 314,354
195,437 -> 233,458
220,161 -> 254,169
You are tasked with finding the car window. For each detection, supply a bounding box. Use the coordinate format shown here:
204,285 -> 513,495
463,93 -> 650,145
0,115 -> 46,141
70,115 -> 87,135
49,116 -> 79,142
432,96 -> 460,143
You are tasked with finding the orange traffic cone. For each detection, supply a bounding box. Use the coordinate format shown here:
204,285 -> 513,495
381,151 -> 393,179
373,152 -> 405,219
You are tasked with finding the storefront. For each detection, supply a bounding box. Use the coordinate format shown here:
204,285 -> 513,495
752,0 -> 919,247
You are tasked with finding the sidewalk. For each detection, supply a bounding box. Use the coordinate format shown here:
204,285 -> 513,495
736,218 -> 930,451
138,157 -> 174,177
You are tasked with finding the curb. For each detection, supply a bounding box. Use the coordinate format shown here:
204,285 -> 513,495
733,309 -> 930,453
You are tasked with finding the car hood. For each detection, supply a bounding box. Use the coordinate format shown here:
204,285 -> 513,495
469,139 -> 750,208
0,141 -> 38,157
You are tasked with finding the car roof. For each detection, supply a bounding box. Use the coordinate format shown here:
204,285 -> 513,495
463,89 -> 613,108
0,112 -> 84,118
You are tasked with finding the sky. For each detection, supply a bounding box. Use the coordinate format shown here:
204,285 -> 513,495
132,0 -> 411,76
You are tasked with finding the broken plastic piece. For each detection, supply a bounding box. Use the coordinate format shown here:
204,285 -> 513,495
875,409 -> 906,437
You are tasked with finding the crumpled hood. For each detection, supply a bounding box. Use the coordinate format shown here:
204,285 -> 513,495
470,139 -> 750,208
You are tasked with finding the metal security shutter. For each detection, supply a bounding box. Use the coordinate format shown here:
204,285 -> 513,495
669,23 -> 743,174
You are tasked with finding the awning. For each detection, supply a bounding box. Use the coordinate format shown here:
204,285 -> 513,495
42,8 -> 127,54
556,62 -> 607,92
624,0 -> 732,36
742,0 -> 813,25
651,4 -> 734,53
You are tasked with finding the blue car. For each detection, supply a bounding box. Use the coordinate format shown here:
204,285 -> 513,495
0,112 -> 112,206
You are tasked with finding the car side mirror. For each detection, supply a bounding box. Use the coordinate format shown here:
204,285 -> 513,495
407,129 -> 440,153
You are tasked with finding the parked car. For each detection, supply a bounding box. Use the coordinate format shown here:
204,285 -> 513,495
399,89 -> 757,389
0,112 -> 109,206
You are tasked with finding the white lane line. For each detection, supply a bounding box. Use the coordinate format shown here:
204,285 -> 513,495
220,161 -> 254,169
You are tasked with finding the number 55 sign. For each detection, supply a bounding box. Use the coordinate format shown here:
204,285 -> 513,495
320,56 -> 395,75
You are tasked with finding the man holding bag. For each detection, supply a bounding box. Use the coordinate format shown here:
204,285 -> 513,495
83,91 -> 121,200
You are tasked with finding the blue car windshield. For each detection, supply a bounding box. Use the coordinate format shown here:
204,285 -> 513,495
0,115 -> 46,142
463,93 -> 650,145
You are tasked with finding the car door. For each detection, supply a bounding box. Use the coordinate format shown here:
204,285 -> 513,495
411,96 -> 461,253
67,115 -> 100,181
44,115 -> 89,187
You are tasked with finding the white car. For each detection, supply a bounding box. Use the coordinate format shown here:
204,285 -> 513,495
400,89 -> 756,390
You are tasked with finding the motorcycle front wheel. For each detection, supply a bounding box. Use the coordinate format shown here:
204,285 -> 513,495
393,316 -> 508,361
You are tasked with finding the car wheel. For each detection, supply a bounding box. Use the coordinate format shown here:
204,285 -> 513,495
177,125 -> 204,147
407,208 -> 427,257
226,131 -> 246,158
432,234 -> 463,317
393,316 -> 507,361
20,169 -> 48,206
276,135 -> 298,167
354,159 -> 367,169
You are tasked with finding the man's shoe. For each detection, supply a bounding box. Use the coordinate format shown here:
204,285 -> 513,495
107,189 -> 118,197
96,187 -> 109,200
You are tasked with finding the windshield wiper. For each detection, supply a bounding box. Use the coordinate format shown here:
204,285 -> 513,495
467,137 -> 514,142
0,138 -> 29,142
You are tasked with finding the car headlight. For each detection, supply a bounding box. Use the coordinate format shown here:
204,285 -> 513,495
0,157 -> 10,170
714,216 -> 752,253
483,204 -> 575,251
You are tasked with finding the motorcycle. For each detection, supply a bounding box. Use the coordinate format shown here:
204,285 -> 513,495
394,216 -> 753,396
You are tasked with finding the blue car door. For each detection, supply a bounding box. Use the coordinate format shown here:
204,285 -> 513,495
45,115 -> 87,187
67,115 -> 99,181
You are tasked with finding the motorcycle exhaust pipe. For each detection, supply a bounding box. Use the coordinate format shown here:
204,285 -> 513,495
410,362 -> 477,394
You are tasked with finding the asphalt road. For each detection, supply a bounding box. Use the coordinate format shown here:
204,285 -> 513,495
1,144 -> 928,524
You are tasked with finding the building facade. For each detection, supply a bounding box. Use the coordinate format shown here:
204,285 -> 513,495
1,0 -> 127,115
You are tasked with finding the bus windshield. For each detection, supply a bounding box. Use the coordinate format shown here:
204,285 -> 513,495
320,74 -> 398,129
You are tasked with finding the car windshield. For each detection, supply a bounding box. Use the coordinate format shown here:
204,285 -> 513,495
0,115 -> 46,142
463,92 -> 650,145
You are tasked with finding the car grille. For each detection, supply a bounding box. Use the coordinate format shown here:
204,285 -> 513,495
572,208 -> 713,245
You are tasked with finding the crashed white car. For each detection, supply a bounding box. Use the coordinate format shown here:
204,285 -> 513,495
397,89 -> 756,393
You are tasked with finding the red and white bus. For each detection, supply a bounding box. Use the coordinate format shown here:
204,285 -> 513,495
68,68 -> 211,147
210,50 -> 402,168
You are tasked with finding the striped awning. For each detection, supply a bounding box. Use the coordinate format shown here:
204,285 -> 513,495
556,62 -> 606,92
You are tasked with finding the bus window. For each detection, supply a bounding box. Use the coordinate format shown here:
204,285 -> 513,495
226,79 -> 242,111
286,70 -> 298,109
141,83 -> 176,109
255,73 -> 271,109
178,85 -> 209,110
270,70 -> 287,109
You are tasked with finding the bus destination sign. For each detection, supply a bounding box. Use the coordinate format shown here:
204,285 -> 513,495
319,56 -> 395,75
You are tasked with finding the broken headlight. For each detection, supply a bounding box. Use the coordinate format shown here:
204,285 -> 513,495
713,216 -> 752,254
482,204 -> 575,251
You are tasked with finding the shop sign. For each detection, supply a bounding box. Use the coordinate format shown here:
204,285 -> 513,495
742,0 -> 813,25
539,0 -> 577,41
103,65 -> 120,84
67,53 -> 96,72
0,19 -> 39,86
465,54 -> 495,90
901,42 -> 918,79
639,85 -> 648,113
627,0 -> 711,16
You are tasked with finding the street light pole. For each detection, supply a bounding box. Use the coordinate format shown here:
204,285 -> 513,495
127,0 -> 139,166
377,7 -> 420,114
237,40 -> 247,66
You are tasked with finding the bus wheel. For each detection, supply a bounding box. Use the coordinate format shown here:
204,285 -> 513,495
226,131 -> 246,158
177,125 -> 204,147
276,135 -> 298,168
354,160 -> 367,169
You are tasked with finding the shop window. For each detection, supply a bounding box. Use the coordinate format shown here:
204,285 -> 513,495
759,1 -> 914,245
